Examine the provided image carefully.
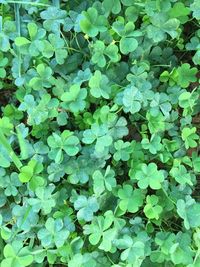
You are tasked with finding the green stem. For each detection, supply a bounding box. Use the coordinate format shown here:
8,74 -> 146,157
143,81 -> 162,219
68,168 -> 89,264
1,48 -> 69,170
14,3 -> 21,78
16,125 -> 28,160
162,188 -> 176,205
0,16 -> 2,32
0,131 -> 22,170
4,1 -> 49,6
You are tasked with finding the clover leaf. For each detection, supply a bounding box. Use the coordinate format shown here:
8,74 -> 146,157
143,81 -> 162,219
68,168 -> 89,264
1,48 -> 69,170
65,156 -> 94,184
147,16 -> 180,42
122,86 -> 143,114
82,123 -> 112,154
118,184 -> 145,213
192,152 -> 200,173
112,21 -> 139,54
48,130 -> 80,163
169,2 -> 191,24
12,204 -> 39,232
144,195 -> 163,220
146,112 -> 165,134
91,41 -> 120,67
150,92 -> 172,117
169,232 -> 194,265
114,232 -> 150,264
27,185 -> 56,215
135,163 -> 165,189
0,53 -> 8,82
179,91 -> 198,116
80,7 -> 107,37
68,253 -> 96,267
92,166 -> 116,196
177,198 -> 200,230
61,84 -> 87,113
74,195 -> 99,222
40,6 -> 67,32
84,211 -> 117,252
38,217 -> 69,248
170,165 -> 193,186
19,159 -> 44,191
113,140 -> 132,161
89,70 -> 111,99
190,0 -> 200,20
181,127 -> 199,149
120,36 -> 138,55
176,63 -> 198,88
1,241 -> 33,267
0,32 -> 10,52
19,94 -> 59,126
0,172 -> 21,196
48,33 -> 68,64
29,64 -> 53,90
0,117 -> 13,136
103,0 -> 121,14
141,135 -> 162,155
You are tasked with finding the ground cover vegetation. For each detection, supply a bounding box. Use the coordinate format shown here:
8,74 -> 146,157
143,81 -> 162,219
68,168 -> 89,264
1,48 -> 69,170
1,0 -> 200,266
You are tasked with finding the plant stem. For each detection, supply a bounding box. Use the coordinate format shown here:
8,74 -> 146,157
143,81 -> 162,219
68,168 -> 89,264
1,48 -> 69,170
14,3 -> 21,78
16,125 -> 28,160
162,188 -> 176,205
4,1 -> 49,6
0,131 -> 22,170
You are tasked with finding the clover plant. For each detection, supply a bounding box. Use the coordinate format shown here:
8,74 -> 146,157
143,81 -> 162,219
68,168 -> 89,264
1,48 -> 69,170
0,1 -> 200,266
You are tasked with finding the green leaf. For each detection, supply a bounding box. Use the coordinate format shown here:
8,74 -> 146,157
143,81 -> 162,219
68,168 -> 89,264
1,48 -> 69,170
92,166 -> 116,196
48,130 -> 80,163
190,0 -> 200,19
80,7 -> 107,37
144,195 -> 163,220
181,127 -> 199,149
169,3 -> 190,23
141,135 -> 162,155
170,165 -> 193,186
177,198 -> 200,229
122,86 -> 143,114
37,217 -> 69,248
1,241 -> 33,267
61,84 -> 87,113
74,196 -> 99,222
15,37 -> 31,46
103,0 -> 121,14
82,123 -> 112,154
89,70 -> 111,99
114,140 -> 132,161
0,117 -> 13,135
83,211 -> 115,251
135,163 -> 165,190
118,184 -> 145,213
177,63 -> 198,88
120,37 -> 138,55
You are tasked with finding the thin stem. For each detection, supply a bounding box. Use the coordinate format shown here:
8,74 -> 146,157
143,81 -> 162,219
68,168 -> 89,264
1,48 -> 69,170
4,1 -> 49,6
16,125 -> 28,160
0,16 -> 2,32
14,3 -> 21,78
0,131 -> 22,170
162,188 -> 176,205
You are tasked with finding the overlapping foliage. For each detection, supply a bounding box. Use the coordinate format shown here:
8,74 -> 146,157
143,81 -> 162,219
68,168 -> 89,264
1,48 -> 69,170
0,0 -> 200,266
